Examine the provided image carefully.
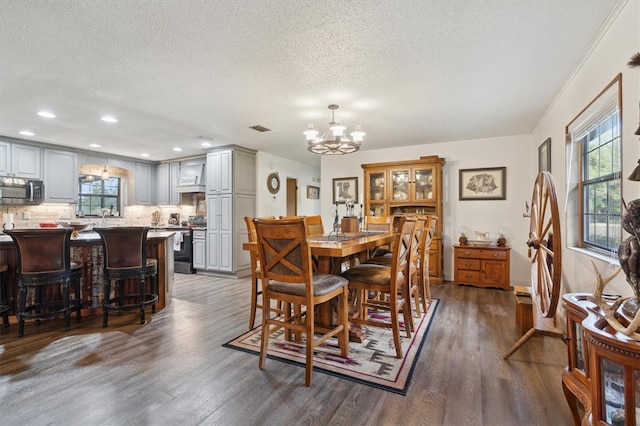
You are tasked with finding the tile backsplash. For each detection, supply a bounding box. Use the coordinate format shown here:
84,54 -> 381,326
2,204 -> 197,229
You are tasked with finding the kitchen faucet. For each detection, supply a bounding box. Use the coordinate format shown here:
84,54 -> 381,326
100,208 -> 110,226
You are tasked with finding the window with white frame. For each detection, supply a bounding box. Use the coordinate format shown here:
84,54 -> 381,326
566,74 -> 622,254
77,175 -> 122,217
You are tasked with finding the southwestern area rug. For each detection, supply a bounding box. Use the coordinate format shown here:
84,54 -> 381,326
223,300 -> 438,395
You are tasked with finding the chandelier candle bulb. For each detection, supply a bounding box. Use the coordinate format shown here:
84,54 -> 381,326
351,125 -> 365,142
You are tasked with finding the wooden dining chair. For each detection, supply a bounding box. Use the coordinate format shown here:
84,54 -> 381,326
416,215 -> 438,312
304,215 -> 324,237
244,215 -> 277,329
279,215 -> 324,237
362,217 -> 422,332
280,215 -> 325,273
364,215 -> 393,232
254,217 -> 349,386
363,215 -> 393,257
406,217 -> 425,329
341,217 -> 416,358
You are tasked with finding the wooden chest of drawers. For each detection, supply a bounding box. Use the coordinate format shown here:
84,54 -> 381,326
453,244 -> 510,290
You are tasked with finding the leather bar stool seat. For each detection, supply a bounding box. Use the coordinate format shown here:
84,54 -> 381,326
94,227 -> 158,327
6,228 -> 83,337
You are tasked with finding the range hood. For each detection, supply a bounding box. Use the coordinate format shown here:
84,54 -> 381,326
176,163 -> 206,193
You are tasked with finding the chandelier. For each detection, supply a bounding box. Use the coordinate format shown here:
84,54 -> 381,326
304,104 -> 365,155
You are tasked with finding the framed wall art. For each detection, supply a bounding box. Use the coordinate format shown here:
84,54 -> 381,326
538,137 -> 551,173
306,185 -> 319,199
332,177 -> 358,204
459,167 -> 506,200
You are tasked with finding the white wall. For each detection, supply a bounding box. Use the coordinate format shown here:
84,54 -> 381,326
320,134 -> 533,285
255,151 -> 321,218
531,0 -> 640,298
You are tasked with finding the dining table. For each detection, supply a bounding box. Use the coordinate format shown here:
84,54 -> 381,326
242,230 -> 395,342
242,230 -> 394,273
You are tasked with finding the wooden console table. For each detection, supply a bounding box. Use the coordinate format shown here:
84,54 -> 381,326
453,244 -> 510,290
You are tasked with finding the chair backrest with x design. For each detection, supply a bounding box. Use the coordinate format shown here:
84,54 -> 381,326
391,216 -> 416,285
255,217 -> 313,290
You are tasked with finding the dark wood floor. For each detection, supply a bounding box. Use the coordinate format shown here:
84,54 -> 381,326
0,274 -> 573,425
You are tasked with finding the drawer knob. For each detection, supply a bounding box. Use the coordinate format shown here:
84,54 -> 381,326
492,253 -> 499,257
464,262 -> 472,267
465,273 -> 473,278
464,252 -> 471,256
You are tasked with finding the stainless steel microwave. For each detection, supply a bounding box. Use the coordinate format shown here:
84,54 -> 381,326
0,177 -> 44,205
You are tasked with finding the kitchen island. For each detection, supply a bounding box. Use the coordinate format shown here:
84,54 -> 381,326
0,230 -> 174,319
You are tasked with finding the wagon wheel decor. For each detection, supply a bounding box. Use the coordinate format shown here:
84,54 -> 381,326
529,171 -> 562,317
504,171 -> 565,359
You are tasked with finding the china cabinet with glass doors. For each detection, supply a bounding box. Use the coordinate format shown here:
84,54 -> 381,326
362,155 -> 445,283
563,293 -> 640,425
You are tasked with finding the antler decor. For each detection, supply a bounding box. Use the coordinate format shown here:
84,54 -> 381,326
586,261 -> 640,339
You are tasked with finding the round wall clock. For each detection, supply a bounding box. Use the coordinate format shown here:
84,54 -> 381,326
267,172 -> 280,194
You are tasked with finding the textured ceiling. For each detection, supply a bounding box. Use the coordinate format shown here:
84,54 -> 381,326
0,0 -> 620,165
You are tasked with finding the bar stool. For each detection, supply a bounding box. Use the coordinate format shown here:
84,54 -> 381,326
6,228 -> 83,337
94,227 -> 158,327
0,263 -> 9,328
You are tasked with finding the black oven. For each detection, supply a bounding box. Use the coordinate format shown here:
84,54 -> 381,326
173,229 -> 194,274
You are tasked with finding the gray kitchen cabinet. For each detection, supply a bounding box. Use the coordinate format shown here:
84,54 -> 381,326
157,162 -> 180,205
0,142 -> 9,176
206,150 -> 232,194
0,141 -> 42,179
207,194 -> 233,271
192,229 -> 206,270
134,162 -> 155,205
205,146 -> 255,275
43,149 -> 78,203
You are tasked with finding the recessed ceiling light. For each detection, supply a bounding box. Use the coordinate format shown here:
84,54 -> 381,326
101,115 -> 118,123
37,111 -> 56,118
172,147 -> 183,152
140,153 -> 150,157
19,130 -> 35,136
197,135 -> 216,147
89,143 -> 101,148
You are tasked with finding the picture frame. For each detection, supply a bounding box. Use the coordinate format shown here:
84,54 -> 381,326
332,177 -> 358,204
459,167 -> 506,200
306,185 -> 319,199
538,137 -> 551,173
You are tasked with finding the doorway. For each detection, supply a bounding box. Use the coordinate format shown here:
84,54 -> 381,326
286,177 -> 297,216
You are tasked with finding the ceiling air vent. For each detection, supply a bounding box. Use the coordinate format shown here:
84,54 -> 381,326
250,125 -> 271,132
